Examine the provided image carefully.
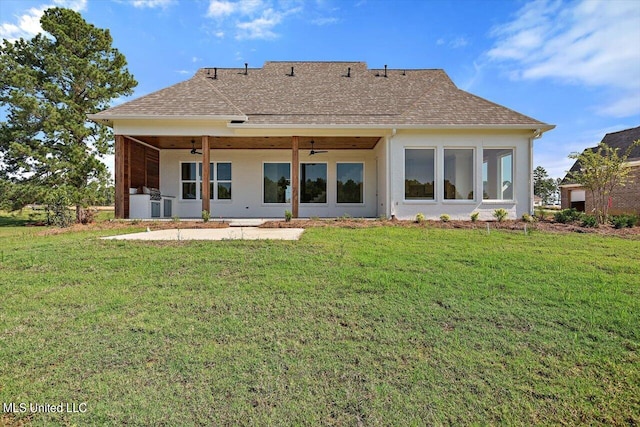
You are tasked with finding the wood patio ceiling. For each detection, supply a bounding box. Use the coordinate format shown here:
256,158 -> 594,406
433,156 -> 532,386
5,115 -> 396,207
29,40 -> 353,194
129,136 -> 381,150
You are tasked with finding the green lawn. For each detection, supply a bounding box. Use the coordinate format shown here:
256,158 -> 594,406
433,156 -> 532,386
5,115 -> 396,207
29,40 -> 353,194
1,217 -> 638,425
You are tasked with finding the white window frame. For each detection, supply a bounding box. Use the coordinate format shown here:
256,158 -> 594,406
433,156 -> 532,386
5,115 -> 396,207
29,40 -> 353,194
403,147 -> 437,203
180,161 -> 199,201
443,147 -> 476,203
179,161 -> 232,201
336,162 -> 365,205
482,147 -> 515,202
299,162 -> 328,205
214,162 -> 232,201
262,162 -> 291,205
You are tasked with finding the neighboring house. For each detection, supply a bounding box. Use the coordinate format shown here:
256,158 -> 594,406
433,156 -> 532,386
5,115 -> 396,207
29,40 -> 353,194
560,126 -> 640,215
89,61 -> 554,220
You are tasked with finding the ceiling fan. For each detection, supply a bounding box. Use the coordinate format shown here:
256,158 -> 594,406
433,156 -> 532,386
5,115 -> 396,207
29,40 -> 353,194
309,140 -> 328,156
190,139 -> 202,155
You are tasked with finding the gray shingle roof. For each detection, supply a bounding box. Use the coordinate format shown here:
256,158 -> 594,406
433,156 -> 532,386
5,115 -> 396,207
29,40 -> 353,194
562,125 -> 640,184
92,61 -> 552,128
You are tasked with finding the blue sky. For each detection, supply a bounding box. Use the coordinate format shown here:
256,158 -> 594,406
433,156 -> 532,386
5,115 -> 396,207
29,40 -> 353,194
1,0 -> 639,179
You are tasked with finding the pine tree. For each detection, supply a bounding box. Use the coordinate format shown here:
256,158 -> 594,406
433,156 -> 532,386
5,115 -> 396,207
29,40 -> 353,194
0,7 -> 137,221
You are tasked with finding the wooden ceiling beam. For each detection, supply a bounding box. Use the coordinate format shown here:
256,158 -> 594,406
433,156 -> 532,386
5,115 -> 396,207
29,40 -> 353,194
128,136 -> 381,150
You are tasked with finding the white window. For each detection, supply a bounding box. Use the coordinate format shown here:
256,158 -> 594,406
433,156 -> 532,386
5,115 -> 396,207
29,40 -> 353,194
263,163 -> 291,204
180,162 -> 232,200
216,163 -> 232,200
337,163 -> 364,204
300,163 -> 327,204
482,149 -> 513,200
405,149 -> 435,200
444,148 -> 474,200
181,162 -> 197,200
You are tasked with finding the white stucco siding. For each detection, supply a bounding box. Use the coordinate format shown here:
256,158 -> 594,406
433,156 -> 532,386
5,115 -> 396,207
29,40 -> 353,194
389,130 -> 532,220
373,136 -> 389,218
114,119 -> 238,137
160,149 -> 378,218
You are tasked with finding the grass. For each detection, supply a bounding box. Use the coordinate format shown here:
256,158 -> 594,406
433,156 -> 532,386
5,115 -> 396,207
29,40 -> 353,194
1,213 -> 639,425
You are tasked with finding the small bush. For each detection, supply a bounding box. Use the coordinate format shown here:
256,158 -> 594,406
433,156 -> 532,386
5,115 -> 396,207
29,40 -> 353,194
44,189 -> 74,228
534,207 -> 548,221
554,208 -> 582,224
470,212 -> 479,223
284,210 -> 292,222
581,215 -> 598,228
493,208 -> 508,222
521,213 -> 534,223
201,210 -> 210,223
415,213 -> 425,224
172,215 -> 180,222
439,214 -> 450,222
610,214 -> 638,229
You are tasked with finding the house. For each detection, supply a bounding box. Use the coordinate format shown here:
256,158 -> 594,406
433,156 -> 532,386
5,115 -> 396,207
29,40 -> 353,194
560,126 -> 640,215
89,61 -> 554,220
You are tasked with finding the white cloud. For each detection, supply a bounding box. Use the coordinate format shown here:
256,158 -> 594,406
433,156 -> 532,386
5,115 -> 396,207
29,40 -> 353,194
487,0 -> 640,117
207,0 -> 236,17
130,0 -> 174,8
0,1 -> 86,41
311,17 -> 338,26
54,0 -> 87,10
435,35 -> 468,49
205,0 -> 301,40
236,8 -> 282,39
449,36 -> 468,48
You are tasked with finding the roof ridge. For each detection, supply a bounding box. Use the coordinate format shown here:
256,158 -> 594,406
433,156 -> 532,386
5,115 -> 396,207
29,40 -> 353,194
398,70 -> 454,118
460,90 -> 547,125
604,125 -> 640,137
199,74 -> 245,117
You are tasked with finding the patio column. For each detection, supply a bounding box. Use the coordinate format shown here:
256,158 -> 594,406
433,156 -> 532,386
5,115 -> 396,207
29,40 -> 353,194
114,134 -> 125,219
201,135 -> 210,215
292,136 -> 299,218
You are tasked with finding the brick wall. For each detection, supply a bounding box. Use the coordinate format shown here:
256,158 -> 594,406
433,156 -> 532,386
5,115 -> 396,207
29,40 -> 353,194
560,187 -> 571,209
561,164 -> 640,215
609,165 -> 640,215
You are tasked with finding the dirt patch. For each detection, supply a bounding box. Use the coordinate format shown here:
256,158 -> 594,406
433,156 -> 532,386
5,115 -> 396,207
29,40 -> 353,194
260,218 -> 640,238
28,217 -> 640,238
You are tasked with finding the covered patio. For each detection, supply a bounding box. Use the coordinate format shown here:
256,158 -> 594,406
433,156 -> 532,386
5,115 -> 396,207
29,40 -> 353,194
114,134 -> 383,219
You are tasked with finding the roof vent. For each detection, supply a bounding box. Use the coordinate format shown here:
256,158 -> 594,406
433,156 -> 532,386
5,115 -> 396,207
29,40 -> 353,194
287,66 -> 295,77
402,70 -> 406,76
343,67 -> 351,78
206,68 -> 217,79
244,63 -> 248,75
375,65 -> 388,78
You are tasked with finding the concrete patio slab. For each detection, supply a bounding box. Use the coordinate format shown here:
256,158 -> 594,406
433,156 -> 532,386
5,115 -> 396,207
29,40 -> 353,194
101,227 -> 304,241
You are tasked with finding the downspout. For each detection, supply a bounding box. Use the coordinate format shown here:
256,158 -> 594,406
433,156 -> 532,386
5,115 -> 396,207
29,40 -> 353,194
529,129 -> 542,214
387,128 -> 396,219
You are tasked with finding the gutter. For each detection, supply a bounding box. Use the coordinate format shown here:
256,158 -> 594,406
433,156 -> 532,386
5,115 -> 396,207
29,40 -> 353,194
529,129 -> 544,214
387,128 -> 396,218
227,123 -> 557,131
86,114 -> 249,125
